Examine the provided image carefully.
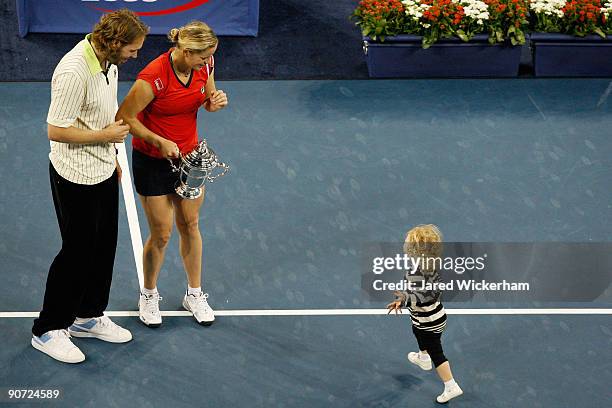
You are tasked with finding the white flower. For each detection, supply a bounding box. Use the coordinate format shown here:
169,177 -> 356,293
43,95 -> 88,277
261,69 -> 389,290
530,0 -> 566,18
455,0 -> 490,22
402,0 -> 431,19
404,0 -> 491,22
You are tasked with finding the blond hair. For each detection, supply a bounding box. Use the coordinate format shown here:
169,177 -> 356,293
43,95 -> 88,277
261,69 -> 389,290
168,21 -> 218,53
404,224 -> 443,273
91,9 -> 149,55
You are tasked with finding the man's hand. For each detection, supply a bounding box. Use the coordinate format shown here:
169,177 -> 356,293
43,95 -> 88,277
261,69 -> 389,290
102,120 -> 130,143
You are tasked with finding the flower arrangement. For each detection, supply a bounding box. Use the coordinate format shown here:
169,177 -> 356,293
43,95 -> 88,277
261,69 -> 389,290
351,0 -> 407,40
602,1 -> 612,33
417,0 -> 484,48
485,0 -> 529,45
530,0 -> 606,37
352,0 -> 612,48
351,0 -> 529,47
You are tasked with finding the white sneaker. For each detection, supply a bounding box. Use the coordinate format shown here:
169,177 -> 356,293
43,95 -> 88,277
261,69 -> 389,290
407,351 -> 433,370
139,292 -> 162,328
68,315 -> 132,343
436,385 -> 463,404
31,329 -> 85,364
182,292 -> 215,326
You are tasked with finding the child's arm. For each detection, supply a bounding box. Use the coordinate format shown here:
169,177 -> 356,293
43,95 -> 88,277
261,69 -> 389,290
387,259 -> 420,313
387,261 -> 443,314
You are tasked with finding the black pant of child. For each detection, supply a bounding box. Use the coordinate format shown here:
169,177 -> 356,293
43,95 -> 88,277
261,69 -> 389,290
412,326 -> 448,367
32,162 -> 118,337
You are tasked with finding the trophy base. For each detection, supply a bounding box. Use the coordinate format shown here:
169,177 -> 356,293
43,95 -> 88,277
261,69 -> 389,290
175,184 -> 203,200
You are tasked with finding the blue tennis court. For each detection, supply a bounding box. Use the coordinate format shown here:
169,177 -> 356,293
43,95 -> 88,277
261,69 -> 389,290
0,79 -> 611,407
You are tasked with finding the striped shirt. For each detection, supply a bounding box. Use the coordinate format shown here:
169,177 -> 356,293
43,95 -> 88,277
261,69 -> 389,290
400,262 -> 447,333
47,34 -> 118,185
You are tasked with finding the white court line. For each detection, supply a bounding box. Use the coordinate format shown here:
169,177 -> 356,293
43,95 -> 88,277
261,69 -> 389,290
116,141 -> 144,289
1,309 -> 610,318
109,143 -> 612,320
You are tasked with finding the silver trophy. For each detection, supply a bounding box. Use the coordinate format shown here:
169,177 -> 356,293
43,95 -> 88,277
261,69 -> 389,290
169,139 -> 229,199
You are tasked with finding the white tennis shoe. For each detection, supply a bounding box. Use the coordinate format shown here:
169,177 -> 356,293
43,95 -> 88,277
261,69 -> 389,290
436,384 -> 463,404
407,351 -> 433,370
68,315 -> 132,343
182,292 -> 215,326
31,329 -> 85,364
139,292 -> 163,328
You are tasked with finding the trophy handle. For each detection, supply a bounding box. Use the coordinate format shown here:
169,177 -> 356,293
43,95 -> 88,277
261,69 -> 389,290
167,153 -> 182,173
206,161 -> 229,183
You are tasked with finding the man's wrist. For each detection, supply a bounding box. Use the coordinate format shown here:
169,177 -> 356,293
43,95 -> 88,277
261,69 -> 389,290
97,128 -> 108,143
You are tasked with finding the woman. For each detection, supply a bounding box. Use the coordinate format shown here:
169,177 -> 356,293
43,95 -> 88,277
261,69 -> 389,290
116,21 -> 228,327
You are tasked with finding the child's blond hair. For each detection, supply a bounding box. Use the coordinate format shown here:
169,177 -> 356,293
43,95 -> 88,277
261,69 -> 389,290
404,224 -> 443,273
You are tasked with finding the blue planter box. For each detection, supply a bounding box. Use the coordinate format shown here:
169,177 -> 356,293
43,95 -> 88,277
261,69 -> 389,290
531,33 -> 612,77
363,34 -> 522,78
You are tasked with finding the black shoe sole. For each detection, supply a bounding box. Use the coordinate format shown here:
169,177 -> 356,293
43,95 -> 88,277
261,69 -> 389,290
139,316 -> 161,328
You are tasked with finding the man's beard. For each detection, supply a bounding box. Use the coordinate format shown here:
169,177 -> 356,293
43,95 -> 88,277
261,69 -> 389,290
107,49 -> 124,66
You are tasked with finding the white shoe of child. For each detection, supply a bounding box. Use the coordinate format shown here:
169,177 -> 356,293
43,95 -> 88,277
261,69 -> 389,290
436,383 -> 463,404
407,351 -> 433,370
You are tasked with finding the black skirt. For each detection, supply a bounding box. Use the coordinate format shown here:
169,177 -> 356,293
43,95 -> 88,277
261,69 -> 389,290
132,148 -> 180,196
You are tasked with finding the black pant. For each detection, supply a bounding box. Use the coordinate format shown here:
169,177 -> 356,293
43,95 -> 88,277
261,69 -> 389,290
32,163 -> 118,337
412,326 -> 448,368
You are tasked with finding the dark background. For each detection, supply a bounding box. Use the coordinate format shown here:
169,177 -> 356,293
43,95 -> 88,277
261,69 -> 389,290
0,0 -> 370,81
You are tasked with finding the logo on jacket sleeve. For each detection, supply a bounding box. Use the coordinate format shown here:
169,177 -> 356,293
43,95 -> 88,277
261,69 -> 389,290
154,78 -> 164,91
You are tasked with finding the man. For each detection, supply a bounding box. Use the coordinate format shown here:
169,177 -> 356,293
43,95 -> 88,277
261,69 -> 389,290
31,9 -> 149,363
